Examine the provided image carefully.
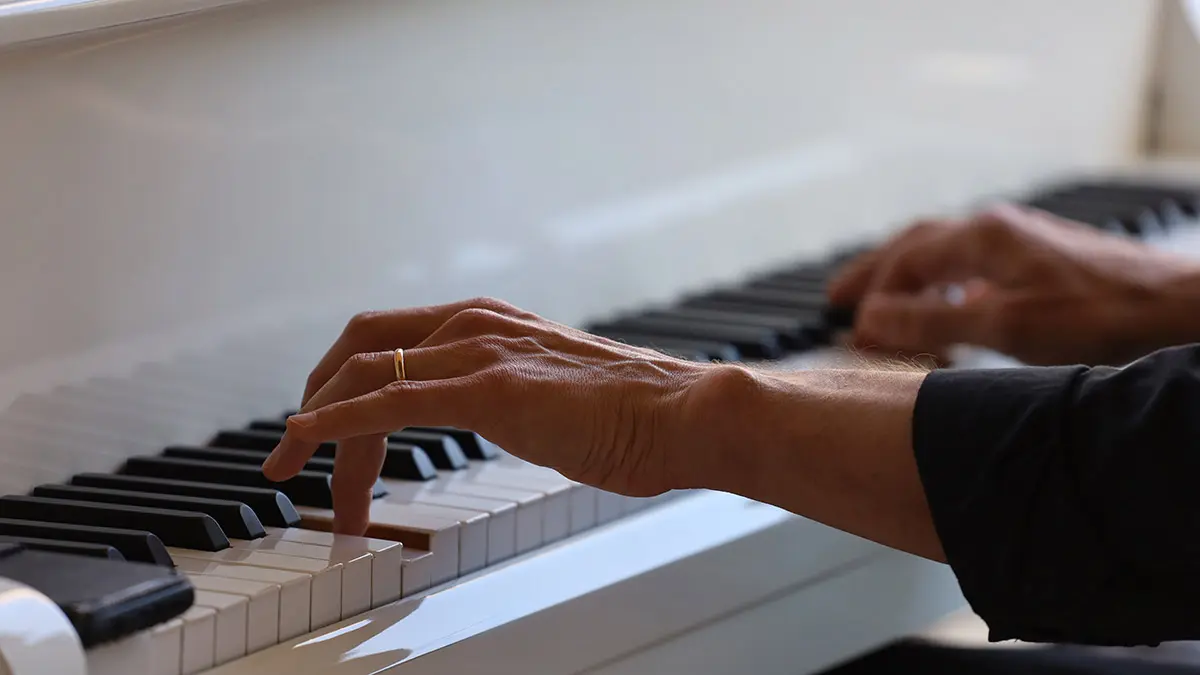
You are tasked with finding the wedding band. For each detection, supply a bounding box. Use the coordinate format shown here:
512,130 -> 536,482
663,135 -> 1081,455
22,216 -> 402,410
393,348 -> 406,381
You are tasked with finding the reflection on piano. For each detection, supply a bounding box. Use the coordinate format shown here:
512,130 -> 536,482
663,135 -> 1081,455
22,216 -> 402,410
0,0 -> 1193,673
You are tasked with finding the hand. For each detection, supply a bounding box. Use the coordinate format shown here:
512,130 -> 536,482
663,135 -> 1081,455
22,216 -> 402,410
261,298 -> 722,535
827,203 -> 1200,366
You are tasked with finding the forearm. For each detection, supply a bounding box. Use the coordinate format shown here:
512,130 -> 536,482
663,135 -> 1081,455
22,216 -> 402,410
1147,266 -> 1200,351
675,364 -> 945,562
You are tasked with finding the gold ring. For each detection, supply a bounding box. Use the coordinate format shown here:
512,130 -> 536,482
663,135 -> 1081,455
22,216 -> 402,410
393,348 -> 406,381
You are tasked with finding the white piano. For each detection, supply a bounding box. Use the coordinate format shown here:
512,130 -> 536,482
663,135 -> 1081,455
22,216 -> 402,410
0,0 -> 1196,673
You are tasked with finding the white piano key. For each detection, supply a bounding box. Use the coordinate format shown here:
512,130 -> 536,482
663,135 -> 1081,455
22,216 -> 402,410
400,547 -> 434,597
150,618 -> 183,675
185,575 -> 278,652
225,537 -> 372,619
168,548 -> 342,630
395,502 -> 489,575
180,606 -> 216,675
173,558 -> 311,641
597,490 -> 626,524
262,528 -> 403,607
569,484 -> 600,532
192,590 -> 248,665
426,480 -> 545,554
445,467 -> 574,542
297,503 -> 461,586
86,631 -> 153,675
381,481 -> 518,565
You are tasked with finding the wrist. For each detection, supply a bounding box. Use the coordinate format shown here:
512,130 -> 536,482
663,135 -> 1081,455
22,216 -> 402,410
1149,265 -> 1200,348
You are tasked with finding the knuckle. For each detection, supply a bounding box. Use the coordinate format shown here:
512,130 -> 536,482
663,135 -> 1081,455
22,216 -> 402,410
447,307 -> 503,333
344,351 -> 376,373
465,296 -> 517,315
345,310 -> 386,337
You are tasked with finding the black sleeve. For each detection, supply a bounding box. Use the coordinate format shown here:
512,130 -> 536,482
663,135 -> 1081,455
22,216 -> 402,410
912,343 -> 1200,647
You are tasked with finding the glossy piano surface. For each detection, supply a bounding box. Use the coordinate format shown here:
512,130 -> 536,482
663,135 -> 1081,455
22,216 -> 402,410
0,0 -> 1190,673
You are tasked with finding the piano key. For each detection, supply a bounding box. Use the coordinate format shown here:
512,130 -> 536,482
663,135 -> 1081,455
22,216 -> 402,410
254,420 -> 471,471
172,559 -> 310,641
0,495 -> 229,551
590,316 -> 785,359
0,546 -> 195,648
410,480 -> 545,552
32,484 -> 266,541
1046,182 -> 1200,216
297,502 -> 461,585
191,590 -> 248,665
167,547 -> 342,629
685,287 -> 828,311
387,431 -> 470,470
379,482 -> 517,564
590,329 -> 742,362
209,429 -> 288,452
184,440 -> 439,483
179,606 -> 216,675
150,618 -> 183,675
405,427 -> 502,461
185,575 -> 279,652
399,547 -> 434,596
70,473 -> 301,528
441,465 -> 574,542
260,527 -> 403,608
0,534 -> 124,560
222,537 -> 372,619
0,518 -> 171,565
635,307 -> 819,349
1030,198 -> 1160,234
122,456 -> 380,509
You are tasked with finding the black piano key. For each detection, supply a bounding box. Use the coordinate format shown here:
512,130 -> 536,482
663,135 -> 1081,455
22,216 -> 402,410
70,473 -> 301,528
0,496 -> 229,552
0,535 -> 124,561
0,518 -> 171,566
1030,198 -> 1161,235
387,431 -> 469,471
166,443 -> 436,483
1050,182 -> 1200,217
675,299 -> 835,342
210,429 -> 293,453
683,287 -> 828,311
121,456 -> 362,509
247,421 -> 461,473
823,305 -> 857,330
32,485 -> 266,541
0,548 -> 194,648
591,329 -> 743,362
589,316 -> 785,359
405,427 -> 502,461
634,308 -> 818,350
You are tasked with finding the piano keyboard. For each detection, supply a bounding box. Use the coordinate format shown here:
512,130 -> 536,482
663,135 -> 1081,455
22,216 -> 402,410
3,175 -> 1198,674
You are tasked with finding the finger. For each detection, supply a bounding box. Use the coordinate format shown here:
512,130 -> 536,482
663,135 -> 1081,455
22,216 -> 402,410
855,292 -> 1000,353
415,309 -> 530,349
330,434 -> 387,536
265,342 -> 501,480
287,376 -> 490,444
301,298 -> 532,405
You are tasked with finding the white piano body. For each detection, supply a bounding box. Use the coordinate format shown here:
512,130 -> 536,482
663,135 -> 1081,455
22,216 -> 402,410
0,0 -> 1186,673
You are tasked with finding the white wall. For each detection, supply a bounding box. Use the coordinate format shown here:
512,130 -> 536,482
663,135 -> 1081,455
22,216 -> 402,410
0,0 -> 1163,410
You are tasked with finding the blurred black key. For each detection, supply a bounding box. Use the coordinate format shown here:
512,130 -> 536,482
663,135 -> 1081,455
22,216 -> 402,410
32,484 -> 266,541
210,429 -> 296,453
1030,198 -> 1162,235
166,443 -> 437,483
823,305 -> 857,330
591,316 -> 785,359
0,518 -> 171,566
0,496 -> 228,551
677,299 -> 834,343
243,424 -> 454,475
684,287 -> 827,311
1051,183 -> 1200,217
70,473 -> 301,527
590,329 -> 742,362
387,431 -> 469,471
122,456 -> 362,509
0,547 -> 193,648
406,427 -> 502,461
636,308 -> 818,350
0,535 -> 124,561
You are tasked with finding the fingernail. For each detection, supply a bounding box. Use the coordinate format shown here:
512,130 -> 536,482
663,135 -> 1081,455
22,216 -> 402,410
287,413 -> 314,428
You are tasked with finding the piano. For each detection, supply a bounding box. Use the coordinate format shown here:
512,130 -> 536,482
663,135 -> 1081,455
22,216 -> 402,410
0,0 -> 1196,673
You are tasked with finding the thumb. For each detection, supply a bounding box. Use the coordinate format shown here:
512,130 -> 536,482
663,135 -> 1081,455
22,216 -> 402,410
855,292 -> 999,354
